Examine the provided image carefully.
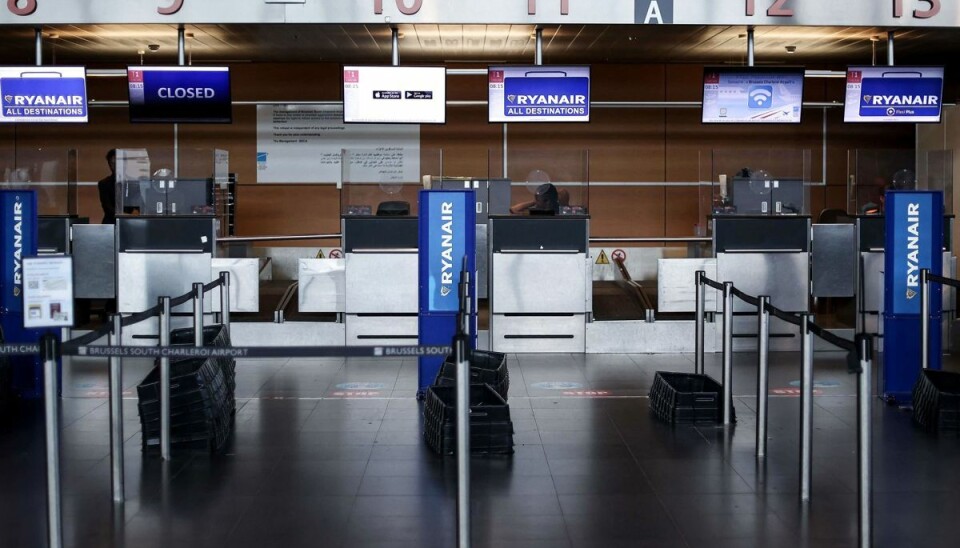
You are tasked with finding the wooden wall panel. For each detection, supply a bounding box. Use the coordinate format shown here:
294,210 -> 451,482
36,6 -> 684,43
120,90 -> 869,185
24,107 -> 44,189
0,61 -> 920,241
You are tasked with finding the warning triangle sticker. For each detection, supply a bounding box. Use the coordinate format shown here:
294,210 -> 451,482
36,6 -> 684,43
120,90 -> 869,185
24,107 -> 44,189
595,250 -> 610,265
316,249 -> 325,259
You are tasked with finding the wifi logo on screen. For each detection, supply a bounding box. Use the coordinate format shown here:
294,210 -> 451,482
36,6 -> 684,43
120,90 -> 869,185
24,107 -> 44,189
748,85 -> 773,109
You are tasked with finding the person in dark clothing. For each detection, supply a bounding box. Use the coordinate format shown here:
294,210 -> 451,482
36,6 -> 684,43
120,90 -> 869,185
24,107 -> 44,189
97,149 -> 140,223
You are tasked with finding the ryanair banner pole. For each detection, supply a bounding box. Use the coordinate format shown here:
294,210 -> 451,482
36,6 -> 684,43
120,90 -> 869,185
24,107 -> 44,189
0,190 -> 45,399
418,189 -> 476,396
883,190 -> 943,402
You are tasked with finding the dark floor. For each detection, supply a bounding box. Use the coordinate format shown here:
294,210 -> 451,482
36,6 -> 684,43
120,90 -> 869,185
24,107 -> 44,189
3,350 -> 960,548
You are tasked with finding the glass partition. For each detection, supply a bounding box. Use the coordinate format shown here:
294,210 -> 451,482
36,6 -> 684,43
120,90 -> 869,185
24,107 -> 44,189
846,149 -> 916,215
919,150 -> 954,211
116,147 -> 228,218
0,147 -> 78,216
340,148 -> 443,216
498,148 -> 590,215
705,148 -> 813,217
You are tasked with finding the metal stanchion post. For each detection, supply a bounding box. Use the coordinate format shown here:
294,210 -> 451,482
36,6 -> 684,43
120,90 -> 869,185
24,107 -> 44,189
456,256 -> 471,548
109,315 -> 125,504
800,313 -> 814,503
41,334 -> 63,548
857,334 -> 873,548
756,296 -> 770,459
695,270 -> 705,375
193,282 -> 204,347
722,281 -> 734,425
455,333 -> 470,548
220,272 -> 231,334
159,297 -> 172,460
921,269 -> 930,370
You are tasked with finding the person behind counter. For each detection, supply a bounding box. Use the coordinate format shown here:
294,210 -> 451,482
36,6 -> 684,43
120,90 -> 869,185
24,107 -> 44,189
97,149 -> 140,224
509,183 -> 570,215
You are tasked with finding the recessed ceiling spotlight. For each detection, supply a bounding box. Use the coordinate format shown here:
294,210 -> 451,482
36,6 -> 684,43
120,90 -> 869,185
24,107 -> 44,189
47,33 -> 59,39
148,44 -> 160,51
870,36 -> 881,42
738,33 -> 747,39
785,45 -> 797,54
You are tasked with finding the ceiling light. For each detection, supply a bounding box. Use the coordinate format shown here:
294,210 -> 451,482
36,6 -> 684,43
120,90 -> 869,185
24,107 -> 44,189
137,49 -> 145,55
148,44 -> 160,51
785,45 -> 797,54
47,33 -> 59,39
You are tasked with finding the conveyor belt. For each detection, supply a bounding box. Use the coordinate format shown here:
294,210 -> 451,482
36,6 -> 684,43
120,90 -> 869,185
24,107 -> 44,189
233,280 -> 337,323
592,257 -> 658,321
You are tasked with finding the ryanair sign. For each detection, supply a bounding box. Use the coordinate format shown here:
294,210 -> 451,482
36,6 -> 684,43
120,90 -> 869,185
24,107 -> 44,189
419,190 -> 474,313
844,66 -> 944,123
0,67 -> 88,123
885,191 -> 943,315
0,191 -> 36,311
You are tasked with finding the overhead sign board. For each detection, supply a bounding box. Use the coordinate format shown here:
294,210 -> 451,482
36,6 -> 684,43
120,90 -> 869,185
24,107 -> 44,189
702,67 -> 804,124
343,66 -> 446,124
128,66 -> 232,124
21,256 -> 75,329
488,66 -> 590,123
0,67 -> 88,123
2,1 -> 959,27
844,66 -> 944,123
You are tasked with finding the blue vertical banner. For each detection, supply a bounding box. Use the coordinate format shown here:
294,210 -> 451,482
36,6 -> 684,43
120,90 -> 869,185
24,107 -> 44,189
0,190 -> 47,399
418,189 -> 476,396
883,190 -> 943,403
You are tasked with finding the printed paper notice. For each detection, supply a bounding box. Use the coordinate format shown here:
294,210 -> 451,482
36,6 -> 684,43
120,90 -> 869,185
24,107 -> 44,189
22,256 -> 74,329
256,105 -> 420,183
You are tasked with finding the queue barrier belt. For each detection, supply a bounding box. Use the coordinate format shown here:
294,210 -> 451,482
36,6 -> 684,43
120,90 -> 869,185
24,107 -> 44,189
0,344 -> 453,359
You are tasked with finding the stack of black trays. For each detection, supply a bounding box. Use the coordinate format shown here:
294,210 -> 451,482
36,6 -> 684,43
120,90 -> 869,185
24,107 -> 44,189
170,325 -> 236,414
913,369 -> 960,433
137,324 -> 236,453
649,371 -> 734,425
433,349 -> 509,401
424,382 -> 514,456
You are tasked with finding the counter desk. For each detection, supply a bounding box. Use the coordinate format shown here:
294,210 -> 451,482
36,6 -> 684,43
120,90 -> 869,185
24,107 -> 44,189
488,215 -> 591,353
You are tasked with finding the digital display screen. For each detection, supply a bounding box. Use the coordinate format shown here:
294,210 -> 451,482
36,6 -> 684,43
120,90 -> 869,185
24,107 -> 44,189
0,66 -> 88,123
702,67 -> 805,124
488,66 -> 590,123
844,66 -> 944,123
343,66 -> 446,124
127,66 -> 232,123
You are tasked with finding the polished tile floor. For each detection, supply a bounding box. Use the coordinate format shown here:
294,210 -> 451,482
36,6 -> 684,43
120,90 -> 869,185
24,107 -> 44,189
3,350 -> 960,548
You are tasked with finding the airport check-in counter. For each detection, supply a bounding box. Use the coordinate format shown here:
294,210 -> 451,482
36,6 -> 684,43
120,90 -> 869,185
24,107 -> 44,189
37,216 -> 88,256
342,216 -> 419,346
117,216 -> 216,340
437,178 -> 511,299
713,215 -> 811,350
489,215 -> 591,353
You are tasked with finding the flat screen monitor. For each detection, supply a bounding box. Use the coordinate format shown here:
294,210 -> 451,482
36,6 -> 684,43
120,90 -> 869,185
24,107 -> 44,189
488,66 -> 590,123
342,66 -> 446,124
844,66 -> 944,123
127,66 -> 232,123
702,67 -> 805,124
0,66 -> 88,123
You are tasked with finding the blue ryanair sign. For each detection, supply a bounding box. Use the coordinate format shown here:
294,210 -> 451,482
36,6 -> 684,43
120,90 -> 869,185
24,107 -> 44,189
0,67 -> 88,123
421,190 -> 470,313
0,191 -> 36,310
885,191 -> 943,316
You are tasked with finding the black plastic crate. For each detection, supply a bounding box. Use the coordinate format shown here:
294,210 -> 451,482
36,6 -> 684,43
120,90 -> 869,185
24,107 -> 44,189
649,371 -> 735,425
423,384 -> 514,456
137,358 -> 223,403
913,369 -> 960,433
434,350 -> 509,401
168,324 -> 236,400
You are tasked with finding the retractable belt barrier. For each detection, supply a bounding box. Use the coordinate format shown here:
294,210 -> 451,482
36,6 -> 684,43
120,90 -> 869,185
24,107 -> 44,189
694,270 -> 873,548
21,267 -> 477,548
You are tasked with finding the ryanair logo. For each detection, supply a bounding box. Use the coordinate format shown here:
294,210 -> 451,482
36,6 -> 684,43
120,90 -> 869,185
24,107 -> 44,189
11,196 -> 23,297
439,201 -> 454,298
905,202 -> 921,296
